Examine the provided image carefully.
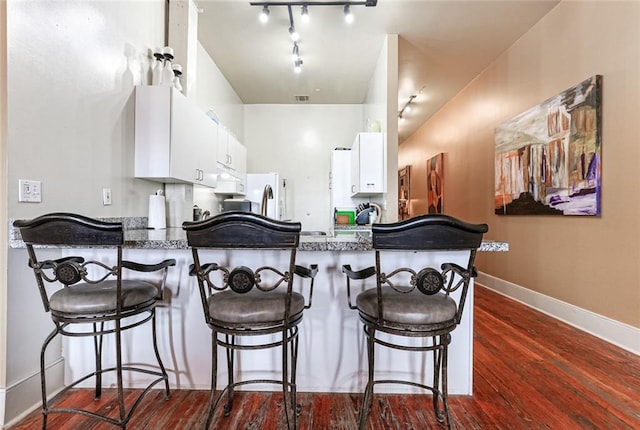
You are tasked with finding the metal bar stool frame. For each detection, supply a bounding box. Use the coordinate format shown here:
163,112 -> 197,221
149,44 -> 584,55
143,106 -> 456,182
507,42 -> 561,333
343,214 -> 488,430
183,211 -> 317,430
14,213 -> 174,429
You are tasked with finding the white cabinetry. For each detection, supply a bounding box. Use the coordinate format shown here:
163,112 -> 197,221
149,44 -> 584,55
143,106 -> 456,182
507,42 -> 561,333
331,149 -> 355,208
214,126 -> 247,196
350,132 -> 385,196
134,86 -> 217,188
217,126 -> 247,178
214,178 -> 246,196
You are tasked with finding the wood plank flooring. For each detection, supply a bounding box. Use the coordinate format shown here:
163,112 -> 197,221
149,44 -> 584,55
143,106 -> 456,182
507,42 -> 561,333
9,285 -> 640,429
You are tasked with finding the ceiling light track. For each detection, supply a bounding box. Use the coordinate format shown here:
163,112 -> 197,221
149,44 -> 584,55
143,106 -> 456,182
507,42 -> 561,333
398,95 -> 417,119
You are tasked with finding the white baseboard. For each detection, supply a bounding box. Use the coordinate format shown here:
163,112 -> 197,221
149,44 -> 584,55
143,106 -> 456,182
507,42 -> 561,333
477,272 -> 639,355
0,358 -> 64,429
0,387 -> 4,430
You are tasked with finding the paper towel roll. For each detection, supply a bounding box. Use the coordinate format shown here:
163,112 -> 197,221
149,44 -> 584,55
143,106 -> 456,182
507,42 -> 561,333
148,195 -> 166,229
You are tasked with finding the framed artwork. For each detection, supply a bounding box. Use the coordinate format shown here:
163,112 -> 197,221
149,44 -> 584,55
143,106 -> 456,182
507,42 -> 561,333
398,166 -> 410,220
427,153 -> 444,214
494,75 -> 602,216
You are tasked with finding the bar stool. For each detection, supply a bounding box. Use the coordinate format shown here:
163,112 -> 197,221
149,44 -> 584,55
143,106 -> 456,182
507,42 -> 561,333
13,213 -> 174,429
183,211 -> 317,429
342,214 -> 488,429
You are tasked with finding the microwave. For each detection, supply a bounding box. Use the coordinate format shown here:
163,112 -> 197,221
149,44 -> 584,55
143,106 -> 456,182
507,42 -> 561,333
221,198 -> 260,213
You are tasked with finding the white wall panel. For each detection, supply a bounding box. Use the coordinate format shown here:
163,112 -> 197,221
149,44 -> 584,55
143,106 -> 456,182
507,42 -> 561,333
7,0 -> 165,219
244,104 -> 362,231
4,0 -> 166,423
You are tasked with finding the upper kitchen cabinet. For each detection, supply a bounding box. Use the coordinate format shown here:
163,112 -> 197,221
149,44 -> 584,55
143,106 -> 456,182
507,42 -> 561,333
350,132 -> 386,196
134,86 -> 218,188
217,126 -> 247,179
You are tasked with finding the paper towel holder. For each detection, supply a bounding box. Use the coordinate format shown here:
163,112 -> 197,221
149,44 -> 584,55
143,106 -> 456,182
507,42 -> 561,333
148,190 -> 167,229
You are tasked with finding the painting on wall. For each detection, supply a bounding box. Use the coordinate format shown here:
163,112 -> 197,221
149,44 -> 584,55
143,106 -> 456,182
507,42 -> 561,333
494,75 -> 602,216
398,166 -> 411,220
427,153 -> 444,214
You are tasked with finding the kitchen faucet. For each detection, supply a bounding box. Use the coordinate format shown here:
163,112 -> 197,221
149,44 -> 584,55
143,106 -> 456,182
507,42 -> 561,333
261,184 -> 273,217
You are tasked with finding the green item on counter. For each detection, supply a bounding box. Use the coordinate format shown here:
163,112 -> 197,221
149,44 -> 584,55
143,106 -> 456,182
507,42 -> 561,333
335,210 -> 355,225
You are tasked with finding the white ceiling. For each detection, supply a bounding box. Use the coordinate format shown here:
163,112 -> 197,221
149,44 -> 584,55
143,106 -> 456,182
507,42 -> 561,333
197,0 -> 559,143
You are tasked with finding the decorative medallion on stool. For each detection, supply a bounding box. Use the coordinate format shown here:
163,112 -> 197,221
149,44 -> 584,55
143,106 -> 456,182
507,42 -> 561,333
228,266 -> 255,293
53,260 -> 90,285
415,268 -> 444,295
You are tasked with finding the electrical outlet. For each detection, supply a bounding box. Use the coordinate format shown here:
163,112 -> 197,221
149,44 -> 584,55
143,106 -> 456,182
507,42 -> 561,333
102,188 -> 112,206
18,179 -> 42,203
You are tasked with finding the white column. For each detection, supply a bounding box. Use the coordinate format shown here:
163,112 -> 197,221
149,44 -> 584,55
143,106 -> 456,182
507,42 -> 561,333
169,0 -> 199,97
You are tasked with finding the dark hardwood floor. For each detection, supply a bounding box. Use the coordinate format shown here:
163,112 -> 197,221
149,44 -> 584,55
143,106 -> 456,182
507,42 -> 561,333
9,285 -> 640,429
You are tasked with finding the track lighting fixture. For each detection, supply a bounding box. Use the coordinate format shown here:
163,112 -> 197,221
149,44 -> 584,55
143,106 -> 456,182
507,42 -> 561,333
250,1 -> 378,73
398,95 -> 417,119
259,5 -> 270,23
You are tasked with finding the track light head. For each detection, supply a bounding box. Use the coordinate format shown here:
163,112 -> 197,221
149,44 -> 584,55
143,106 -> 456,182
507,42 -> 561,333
301,5 -> 310,23
289,26 -> 299,42
291,43 -> 300,61
259,5 -> 270,23
344,5 -> 354,23
294,59 -> 303,73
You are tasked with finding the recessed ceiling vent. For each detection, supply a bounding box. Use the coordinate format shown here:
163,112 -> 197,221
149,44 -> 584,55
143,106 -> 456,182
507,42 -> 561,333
294,95 -> 309,102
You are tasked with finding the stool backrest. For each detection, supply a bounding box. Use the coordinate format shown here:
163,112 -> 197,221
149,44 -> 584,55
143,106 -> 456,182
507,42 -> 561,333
183,211 -> 300,249
15,212 -> 123,246
183,211 -> 303,326
372,214 -> 486,251
13,212 -> 125,313
372,214 -> 488,326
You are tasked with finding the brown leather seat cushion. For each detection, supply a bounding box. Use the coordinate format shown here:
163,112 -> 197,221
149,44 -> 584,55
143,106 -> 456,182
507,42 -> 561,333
208,289 -> 305,326
48,280 -> 158,315
356,287 -> 457,326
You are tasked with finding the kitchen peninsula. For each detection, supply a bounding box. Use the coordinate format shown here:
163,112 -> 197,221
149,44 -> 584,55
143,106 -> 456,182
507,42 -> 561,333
9,222 -> 507,396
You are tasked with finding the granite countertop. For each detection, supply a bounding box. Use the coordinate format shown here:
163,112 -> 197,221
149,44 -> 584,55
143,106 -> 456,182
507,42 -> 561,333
123,228 -> 507,252
121,228 -> 379,251
9,218 -> 508,252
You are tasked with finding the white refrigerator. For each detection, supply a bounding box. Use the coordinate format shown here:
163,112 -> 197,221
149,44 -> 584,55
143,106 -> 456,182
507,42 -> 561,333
246,173 -> 287,221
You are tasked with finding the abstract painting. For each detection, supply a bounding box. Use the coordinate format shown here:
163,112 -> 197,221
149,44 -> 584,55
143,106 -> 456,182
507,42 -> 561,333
427,153 -> 444,214
398,166 -> 411,220
494,75 -> 602,216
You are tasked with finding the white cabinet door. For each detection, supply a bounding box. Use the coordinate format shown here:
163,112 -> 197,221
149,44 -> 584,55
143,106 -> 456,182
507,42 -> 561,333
332,149 -> 354,208
217,126 -> 230,169
170,90 -> 218,187
230,138 -> 247,176
134,86 -> 218,188
135,86 -> 173,180
350,132 -> 385,196
168,91 -> 199,182
217,128 -> 247,178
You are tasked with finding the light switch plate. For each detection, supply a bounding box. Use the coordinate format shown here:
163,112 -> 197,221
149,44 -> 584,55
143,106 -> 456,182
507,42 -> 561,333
18,179 -> 42,203
102,188 -> 112,205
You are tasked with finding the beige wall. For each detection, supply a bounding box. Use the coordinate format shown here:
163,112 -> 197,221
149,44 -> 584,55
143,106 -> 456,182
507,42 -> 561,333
399,1 -> 640,328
